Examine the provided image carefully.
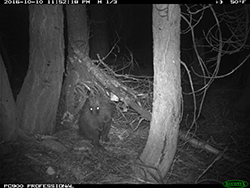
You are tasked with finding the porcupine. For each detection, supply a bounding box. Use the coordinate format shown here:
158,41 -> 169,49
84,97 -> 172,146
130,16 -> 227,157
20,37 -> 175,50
79,94 -> 114,150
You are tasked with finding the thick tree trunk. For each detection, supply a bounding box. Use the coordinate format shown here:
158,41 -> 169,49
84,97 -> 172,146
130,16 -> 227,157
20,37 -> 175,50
59,5 -> 89,128
67,5 -> 89,56
16,5 -> 64,134
135,5 -> 181,183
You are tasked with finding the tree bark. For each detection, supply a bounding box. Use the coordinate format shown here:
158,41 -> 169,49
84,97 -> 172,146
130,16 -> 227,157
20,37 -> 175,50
67,5 -> 89,56
135,5 -> 181,183
16,5 -> 64,134
59,5 -> 89,128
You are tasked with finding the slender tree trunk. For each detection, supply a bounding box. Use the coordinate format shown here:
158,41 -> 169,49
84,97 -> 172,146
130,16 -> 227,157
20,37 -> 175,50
16,5 -> 64,134
0,36 -> 13,80
0,54 -> 18,141
135,5 -> 181,183
234,66 -> 250,111
231,50 -> 250,111
89,5 -> 109,60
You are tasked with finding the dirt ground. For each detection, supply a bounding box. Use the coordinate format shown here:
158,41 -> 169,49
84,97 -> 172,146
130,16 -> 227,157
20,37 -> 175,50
1,78 -> 249,184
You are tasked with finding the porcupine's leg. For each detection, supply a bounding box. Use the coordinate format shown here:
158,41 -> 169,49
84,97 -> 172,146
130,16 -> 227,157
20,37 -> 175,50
101,120 -> 111,142
90,128 -> 106,151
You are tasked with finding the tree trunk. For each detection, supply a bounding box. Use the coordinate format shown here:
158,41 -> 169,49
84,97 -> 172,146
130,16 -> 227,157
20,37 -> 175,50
59,5 -> 89,128
234,65 -> 250,111
135,5 -> 181,183
0,54 -> 18,141
232,50 -> 250,112
67,5 -> 89,56
16,5 -> 64,134
89,5 -> 109,60
0,36 -> 13,80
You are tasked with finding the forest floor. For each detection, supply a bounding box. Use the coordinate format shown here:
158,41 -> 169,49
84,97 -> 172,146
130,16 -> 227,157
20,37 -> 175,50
1,76 -> 249,184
